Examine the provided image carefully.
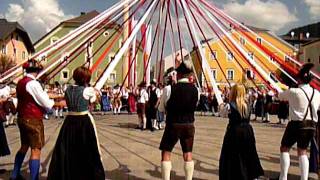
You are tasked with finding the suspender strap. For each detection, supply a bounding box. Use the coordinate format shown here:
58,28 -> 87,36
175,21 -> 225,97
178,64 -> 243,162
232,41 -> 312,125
300,87 -> 315,121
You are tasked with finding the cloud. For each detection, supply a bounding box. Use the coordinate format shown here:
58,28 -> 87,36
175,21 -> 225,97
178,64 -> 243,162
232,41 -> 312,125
222,0 -> 298,32
304,0 -> 320,19
4,0 -> 74,42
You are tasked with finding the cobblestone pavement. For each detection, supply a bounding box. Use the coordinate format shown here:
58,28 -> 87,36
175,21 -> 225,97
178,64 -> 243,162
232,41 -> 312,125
0,113 -> 318,180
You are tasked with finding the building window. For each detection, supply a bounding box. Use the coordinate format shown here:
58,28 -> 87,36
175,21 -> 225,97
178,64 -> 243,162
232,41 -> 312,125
61,69 -> 69,80
248,52 -> 254,61
307,58 -> 311,63
50,37 -> 59,45
16,35 -> 19,41
109,53 -> 115,62
227,69 -> 234,80
270,56 -> 275,61
211,69 -> 217,80
211,51 -> 217,60
1,45 -> 6,54
284,55 -> 290,62
22,51 -> 26,60
103,31 -> 110,37
109,72 -> 116,83
227,51 -> 234,61
246,69 -> 254,79
119,38 -> 123,48
257,38 -> 262,44
270,73 -> 279,83
240,37 -> 246,45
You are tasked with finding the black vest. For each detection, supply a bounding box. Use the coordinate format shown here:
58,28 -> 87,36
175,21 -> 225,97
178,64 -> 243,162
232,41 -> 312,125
148,87 -> 158,107
166,82 -> 198,124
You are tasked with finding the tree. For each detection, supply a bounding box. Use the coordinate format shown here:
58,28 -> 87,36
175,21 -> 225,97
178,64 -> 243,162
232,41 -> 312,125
0,55 -> 16,74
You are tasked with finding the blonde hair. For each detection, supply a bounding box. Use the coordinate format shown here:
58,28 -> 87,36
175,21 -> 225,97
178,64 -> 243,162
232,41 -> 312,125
229,84 -> 248,118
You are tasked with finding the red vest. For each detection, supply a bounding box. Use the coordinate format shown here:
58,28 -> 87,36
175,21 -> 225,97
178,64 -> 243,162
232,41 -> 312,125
17,76 -> 44,120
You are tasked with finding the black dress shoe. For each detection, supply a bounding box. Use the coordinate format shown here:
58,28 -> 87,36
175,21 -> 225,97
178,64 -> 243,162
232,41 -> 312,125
9,175 -> 25,180
0,169 -> 6,174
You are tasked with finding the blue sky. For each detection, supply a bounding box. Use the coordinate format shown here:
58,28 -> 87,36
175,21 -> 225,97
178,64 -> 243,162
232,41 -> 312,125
0,0 -> 319,42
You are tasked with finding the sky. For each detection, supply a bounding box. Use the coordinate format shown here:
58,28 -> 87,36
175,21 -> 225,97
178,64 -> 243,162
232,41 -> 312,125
0,0 -> 319,42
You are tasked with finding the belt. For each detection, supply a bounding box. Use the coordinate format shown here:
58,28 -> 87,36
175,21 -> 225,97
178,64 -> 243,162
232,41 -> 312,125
68,111 -> 89,116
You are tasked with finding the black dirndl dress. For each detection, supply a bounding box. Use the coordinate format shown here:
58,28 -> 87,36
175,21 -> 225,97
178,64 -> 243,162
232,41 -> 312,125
0,122 -> 10,157
0,102 -> 10,157
48,86 -> 105,180
219,103 -> 264,180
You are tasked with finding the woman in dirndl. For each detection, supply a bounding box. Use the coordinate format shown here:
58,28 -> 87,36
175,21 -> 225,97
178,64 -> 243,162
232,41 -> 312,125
219,84 -> 264,180
48,66 -> 105,180
0,87 -> 11,174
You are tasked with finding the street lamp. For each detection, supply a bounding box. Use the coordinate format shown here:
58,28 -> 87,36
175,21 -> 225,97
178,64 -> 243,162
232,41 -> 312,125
306,32 -> 310,39
290,31 -> 295,46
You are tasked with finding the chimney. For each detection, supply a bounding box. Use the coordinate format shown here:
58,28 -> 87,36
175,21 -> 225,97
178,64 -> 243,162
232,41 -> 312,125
300,33 -> 304,40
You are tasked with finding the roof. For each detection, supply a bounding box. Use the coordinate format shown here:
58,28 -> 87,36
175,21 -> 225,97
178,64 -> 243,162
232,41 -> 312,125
63,10 -> 100,24
246,25 -> 269,32
284,21 -> 320,39
302,38 -> 320,47
34,10 -> 144,52
0,19 -> 34,52
34,11 -> 100,46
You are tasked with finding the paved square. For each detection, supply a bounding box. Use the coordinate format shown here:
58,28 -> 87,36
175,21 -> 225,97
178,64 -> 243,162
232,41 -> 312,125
0,114 -> 318,180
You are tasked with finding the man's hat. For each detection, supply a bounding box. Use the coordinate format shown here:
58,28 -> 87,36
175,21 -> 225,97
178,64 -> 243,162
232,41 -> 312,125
298,63 -> 314,83
298,63 -> 314,78
176,59 -> 193,76
164,67 -> 176,77
114,84 -> 120,89
150,79 -> 157,85
138,81 -> 146,87
23,59 -> 43,72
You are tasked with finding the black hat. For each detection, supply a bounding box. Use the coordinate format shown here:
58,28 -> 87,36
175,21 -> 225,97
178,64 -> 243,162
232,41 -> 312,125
150,79 -> 157,85
176,60 -> 193,76
114,84 -> 120,89
164,67 -> 175,77
138,81 -> 146,87
298,63 -> 314,84
23,59 -> 43,73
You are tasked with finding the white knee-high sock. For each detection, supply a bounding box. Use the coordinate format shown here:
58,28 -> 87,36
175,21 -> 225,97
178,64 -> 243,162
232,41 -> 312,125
280,152 -> 290,180
55,109 -> 59,117
161,161 -> 172,180
299,155 -> 309,180
184,161 -> 194,180
142,117 -> 146,129
5,115 -> 10,125
59,109 -> 63,117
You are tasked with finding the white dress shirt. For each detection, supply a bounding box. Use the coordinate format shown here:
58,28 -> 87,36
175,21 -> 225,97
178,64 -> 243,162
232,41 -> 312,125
25,74 -> 54,109
83,87 -> 97,103
279,84 -> 320,122
158,85 -> 171,113
0,85 -> 10,98
137,89 -> 149,104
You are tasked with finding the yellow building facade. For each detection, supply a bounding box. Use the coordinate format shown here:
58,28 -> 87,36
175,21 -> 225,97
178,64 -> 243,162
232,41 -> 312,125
0,19 -> 34,65
192,27 -> 297,88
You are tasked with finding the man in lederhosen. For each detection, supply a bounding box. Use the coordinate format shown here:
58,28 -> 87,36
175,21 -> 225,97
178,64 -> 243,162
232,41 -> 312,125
278,63 -> 320,180
10,59 -> 54,180
159,60 -> 199,180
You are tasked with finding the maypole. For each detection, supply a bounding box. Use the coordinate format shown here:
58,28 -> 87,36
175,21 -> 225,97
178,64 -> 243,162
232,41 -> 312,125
179,0 -> 223,104
196,0 -> 282,93
95,0 -> 158,90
